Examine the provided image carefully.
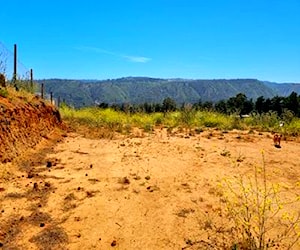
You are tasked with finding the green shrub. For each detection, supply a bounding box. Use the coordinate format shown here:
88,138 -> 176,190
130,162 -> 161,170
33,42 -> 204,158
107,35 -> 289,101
0,87 -> 8,98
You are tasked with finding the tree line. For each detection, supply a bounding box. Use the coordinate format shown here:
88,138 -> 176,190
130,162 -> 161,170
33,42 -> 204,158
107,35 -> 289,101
96,92 -> 300,118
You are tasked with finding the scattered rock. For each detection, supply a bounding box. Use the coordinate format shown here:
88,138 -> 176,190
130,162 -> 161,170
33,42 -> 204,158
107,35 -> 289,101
111,240 -> 117,247
118,177 -> 130,185
27,172 -> 34,178
146,185 -> 159,192
145,175 -> 151,180
46,161 -> 52,168
44,182 -> 51,188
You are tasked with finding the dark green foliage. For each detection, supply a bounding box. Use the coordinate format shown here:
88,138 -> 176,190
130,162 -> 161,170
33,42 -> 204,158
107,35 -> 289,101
162,97 -> 177,112
284,91 -> 299,117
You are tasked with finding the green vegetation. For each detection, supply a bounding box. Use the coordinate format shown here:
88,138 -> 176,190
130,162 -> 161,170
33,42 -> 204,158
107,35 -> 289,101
0,87 -> 8,98
60,103 -> 300,137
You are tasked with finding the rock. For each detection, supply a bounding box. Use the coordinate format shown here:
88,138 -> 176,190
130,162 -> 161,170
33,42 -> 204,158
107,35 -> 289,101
111,240 -> 117,247
46,161 -> 52,168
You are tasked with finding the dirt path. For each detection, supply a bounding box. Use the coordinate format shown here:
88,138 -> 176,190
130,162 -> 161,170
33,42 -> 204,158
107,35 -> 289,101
0,129 -> 300,249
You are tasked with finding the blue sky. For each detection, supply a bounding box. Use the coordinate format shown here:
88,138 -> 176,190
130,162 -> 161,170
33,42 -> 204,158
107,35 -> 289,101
1,0 -> 300,82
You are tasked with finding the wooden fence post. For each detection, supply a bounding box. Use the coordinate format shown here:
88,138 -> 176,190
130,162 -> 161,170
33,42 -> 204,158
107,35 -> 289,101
30,69 -> 33,90
41,83 -> 44,99
13,44 -> 17,83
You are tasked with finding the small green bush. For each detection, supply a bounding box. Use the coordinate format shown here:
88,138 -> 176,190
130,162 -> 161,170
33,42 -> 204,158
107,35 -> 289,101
0,87 -> 8,98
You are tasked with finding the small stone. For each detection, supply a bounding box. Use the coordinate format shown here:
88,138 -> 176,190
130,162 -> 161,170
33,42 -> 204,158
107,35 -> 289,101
27,172 -> 34,178
46,161 -> 52,168
40,223 -> 45,227
111,240 -> 117,247
44,182 -> 51,187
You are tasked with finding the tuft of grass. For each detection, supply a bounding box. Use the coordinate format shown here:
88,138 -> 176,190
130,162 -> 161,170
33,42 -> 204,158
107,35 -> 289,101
0,87 -> 8,98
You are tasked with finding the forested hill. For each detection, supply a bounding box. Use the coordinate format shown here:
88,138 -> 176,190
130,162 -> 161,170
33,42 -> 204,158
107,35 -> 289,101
37,77 -> 300,108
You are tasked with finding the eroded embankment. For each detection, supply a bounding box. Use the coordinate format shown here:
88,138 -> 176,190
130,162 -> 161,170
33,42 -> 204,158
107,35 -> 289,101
0,95 -> 62,163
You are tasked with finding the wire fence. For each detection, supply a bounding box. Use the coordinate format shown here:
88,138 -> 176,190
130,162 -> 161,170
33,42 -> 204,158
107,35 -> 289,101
0,41 -> 31,80
0,41 -> 58,105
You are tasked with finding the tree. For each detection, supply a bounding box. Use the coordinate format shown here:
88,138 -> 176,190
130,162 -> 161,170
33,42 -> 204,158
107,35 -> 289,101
162,97 -> 177,113
255,96 -> 265,114
202,101 -> 214,111
270,96 -> 284,116
284,92 -> 299,116
215,100 -> 228,114
226,93 -> 248,115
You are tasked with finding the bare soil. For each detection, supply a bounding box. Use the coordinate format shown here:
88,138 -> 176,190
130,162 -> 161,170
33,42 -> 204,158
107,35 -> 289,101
0,128 -> 300,249
0,95 -> 62,163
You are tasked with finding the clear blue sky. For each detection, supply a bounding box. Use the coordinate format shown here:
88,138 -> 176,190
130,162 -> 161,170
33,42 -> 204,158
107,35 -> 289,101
1,0 -> 300,82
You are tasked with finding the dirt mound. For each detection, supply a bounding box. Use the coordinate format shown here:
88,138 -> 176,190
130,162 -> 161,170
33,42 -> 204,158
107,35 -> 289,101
0,94 -> 63,163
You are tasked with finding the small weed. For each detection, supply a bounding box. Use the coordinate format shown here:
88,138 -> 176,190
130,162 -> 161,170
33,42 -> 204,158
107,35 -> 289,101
176,208 -> 195,218
143,123 -> 153,133
219,152 -> 300,249
220,148 -> 231,157
0,87 -> 8,98
236,151 -> 245,162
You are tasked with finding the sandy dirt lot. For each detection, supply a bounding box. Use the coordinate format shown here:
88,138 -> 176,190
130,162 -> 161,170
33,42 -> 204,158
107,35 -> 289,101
0,128 -> 300,249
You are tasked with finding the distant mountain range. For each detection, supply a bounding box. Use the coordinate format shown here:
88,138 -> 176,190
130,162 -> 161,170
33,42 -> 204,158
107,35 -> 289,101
37,77 -> 300,108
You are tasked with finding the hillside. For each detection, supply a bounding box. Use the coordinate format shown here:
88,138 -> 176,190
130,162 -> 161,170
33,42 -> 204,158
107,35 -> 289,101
37,77 -> 300,108
0,88 -> 63,162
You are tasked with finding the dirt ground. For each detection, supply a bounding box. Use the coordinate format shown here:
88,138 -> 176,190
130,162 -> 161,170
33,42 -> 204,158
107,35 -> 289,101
0,128 -> 300,249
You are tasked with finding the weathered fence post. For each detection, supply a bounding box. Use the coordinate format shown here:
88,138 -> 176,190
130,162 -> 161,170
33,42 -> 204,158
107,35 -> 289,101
41,83 -> 44,99
13,44 -> 17,83
30,69 -> 33,90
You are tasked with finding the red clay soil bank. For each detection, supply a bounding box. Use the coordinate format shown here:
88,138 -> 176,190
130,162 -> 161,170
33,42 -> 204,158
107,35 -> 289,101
0,96 -> 62,163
